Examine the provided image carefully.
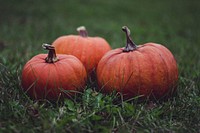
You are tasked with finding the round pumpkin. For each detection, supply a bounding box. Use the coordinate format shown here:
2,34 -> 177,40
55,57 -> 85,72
97,26 -> 178,100
52,26 -> 111,74
21,44 -> 87,100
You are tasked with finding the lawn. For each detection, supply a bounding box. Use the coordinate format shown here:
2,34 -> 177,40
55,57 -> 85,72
0,0 -> 200,132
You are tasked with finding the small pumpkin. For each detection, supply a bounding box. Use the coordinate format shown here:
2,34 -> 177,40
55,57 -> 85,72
21,44 -> 87,100
97,26 -> 178,100
52,26 -> 111,74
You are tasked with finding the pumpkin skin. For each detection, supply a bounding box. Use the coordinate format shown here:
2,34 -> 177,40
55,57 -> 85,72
21,44 -> 87,100
97,26 -> 178,100
52,26 -> 111,74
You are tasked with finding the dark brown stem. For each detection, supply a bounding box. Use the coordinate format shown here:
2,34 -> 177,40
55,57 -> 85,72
42,44 -> 59,63
122,26 -> 137,52
77,26 -> 88,37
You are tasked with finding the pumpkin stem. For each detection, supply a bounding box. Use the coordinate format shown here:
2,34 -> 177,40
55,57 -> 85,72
122,26 -> 137,52
77,26 -> 88,37
42,44 -> 59,63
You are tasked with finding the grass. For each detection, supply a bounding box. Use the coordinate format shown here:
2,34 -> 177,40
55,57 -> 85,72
0,0 -> 200,132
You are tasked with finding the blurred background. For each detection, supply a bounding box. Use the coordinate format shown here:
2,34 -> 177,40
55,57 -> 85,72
0,0 -> 200,77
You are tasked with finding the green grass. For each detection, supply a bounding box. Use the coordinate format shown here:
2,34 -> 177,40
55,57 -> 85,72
0,0 -> 200,132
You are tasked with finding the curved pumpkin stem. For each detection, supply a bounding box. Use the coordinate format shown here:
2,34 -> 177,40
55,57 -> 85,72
77,26 -> 88,37
122,26 -> 137,52
42,44 -> 59,63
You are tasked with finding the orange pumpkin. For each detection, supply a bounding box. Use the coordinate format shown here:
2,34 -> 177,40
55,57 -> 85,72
97,26 -> 178,100
52,26 -> 111,74
21,44 -> 87,100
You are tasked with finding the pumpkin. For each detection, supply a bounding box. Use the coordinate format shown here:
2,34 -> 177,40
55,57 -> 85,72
97,26 -> 178,100
52,26 -> 111,75
21,44 -> 87,100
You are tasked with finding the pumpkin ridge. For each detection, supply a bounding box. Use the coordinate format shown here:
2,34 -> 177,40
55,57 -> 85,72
156,45 -> 178,92
69,37 -> 79,56
59,59 -> 77,90
144,50 -> 156,97
62,57 -> 86,90
134,52 -> 142,96
99,60 -> 113,91
120,54 -> 134,94
158,54 -> 170,98
29,63 -> 49,99
98,54 -> 119,92
28,61 -> 48,80
97,51 -> 121,82
60,60 -> 78,90
118,55 -> 124,91
113,54 -> 124,91
62,37 -> 72,54
92,42 -> 98,69
53,63 -> 64,90
46,65 -> 56,96
69,63 -> 83,90
103,49 -> 123,63
24,59 -> 43,69
25,54 -> 46,66
41,64 -> 51,97
151,46 -> 170,98
79,38 -> 88,70
85,39 -> 94,72
22,64 -> 36,92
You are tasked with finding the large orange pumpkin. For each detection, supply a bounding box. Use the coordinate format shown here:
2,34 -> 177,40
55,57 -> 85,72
21,44 -> 87,100
52,26 -> 111,74
97,26 -> 178,100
